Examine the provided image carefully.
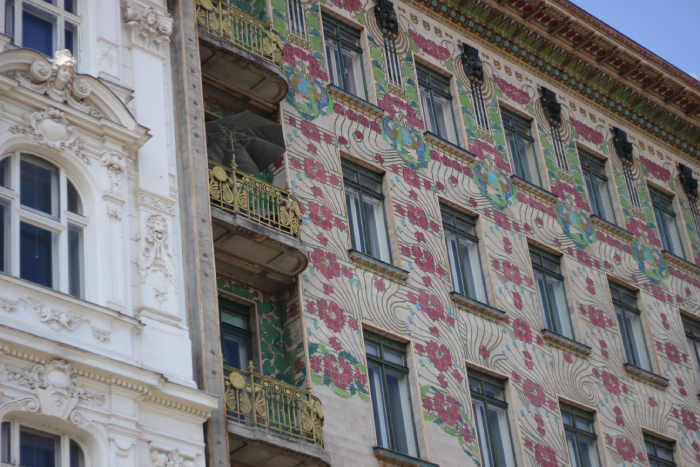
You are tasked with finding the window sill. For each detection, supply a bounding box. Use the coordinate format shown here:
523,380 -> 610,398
373,447 -> 438,467
422,131 -> 476,165
623,363 -> 669,390
348,249 -> 409,284
590,215 -> 633,243
510,175 -> 559,205
661,250 -> 700,277
541,329 -> 591,358
450,292 -> 506,323
327,85 -> 384,119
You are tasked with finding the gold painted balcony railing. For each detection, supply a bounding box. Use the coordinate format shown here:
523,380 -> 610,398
196,0 -> 284,68
209,162 -> 302,239
224,363 -> 324,447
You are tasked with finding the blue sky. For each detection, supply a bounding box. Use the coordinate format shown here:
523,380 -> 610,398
568,0 -> 700,80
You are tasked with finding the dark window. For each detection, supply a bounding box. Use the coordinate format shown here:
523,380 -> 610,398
287,0 -> 305,34
610,283 -> 651,370
20,156 -> 59,218
342,161 -> 391,263
365,332 -> 418,457
469,370 -> 516,467
683,315 -> 700,390
650,188 -> 685,258
20,221 -> 55,288
502,109 -> 540,186
20,427 -> 60,467
220,298 -> 252,371
442,207 -> 487,302
417,64 -> 460,145
323,14 -> 366,100
645,434 -> 675,467
1,422 -> 10,463
561,404 -> 600,467
579,150 -> 616,224
530,246 -> 573,338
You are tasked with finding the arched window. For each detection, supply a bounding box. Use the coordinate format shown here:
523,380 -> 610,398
1,418 -> 87,467
0,152 -> 87,298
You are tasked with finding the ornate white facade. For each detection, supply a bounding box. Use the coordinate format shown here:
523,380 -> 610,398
0,1 -> 217,466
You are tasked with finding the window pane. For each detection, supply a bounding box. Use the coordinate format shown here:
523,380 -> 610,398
486,404 -> 515,467
583,171 -> 599,217
21,157 -> 59,217
579,436 -> 600,467
67,179 -> 82,214
434,93 -> 457,144
666,214 -> 685,258
20,222 -> 56,288
624,310 -> 650,370
22,7 -> 55,57
70,440 -> 84,467
468,377 -> 482,393
222,332 -> 248,370
325,39 -> 343,89
446,232 -> 465,295
566,432 -> 581,467
20,428 -> 59,467
687,338 -> 700,389
459,237 -> 486,302
593,175 -> 616,224
65,22 -> 77,55
536,271 -> 554,331
616,306 -> 635,365
506,131 -> 521,178
1,422 -> 10,463
363,196 -> 390,262
483,384 -> 504,401
345,187 -> 367,253
342,167 -> 358,183
68,225 -> 83,298
473,399 -> 493,467
385,368 -> 417,456
221,310 -> 247,329
359,175 -> 381,193
562,413 -> 573,426
517,135 -> 540,186
383,349 -> 404,366
0,156 -> 10,188
546,275 -> 573,338
575,418 -> 592,433
657,447 -> 673,462
365,341 -> 380,357
64,0 -> 75,14
0,201 -> 9,273
342,47 -> 365,100
421,86 -> 437,135
368,362 -> 390,449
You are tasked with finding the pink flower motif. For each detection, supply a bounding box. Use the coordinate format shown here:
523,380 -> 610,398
511,371 -> 521,384
374,277 -> 386,292
665,342 -> 681,364
333,103 -> 345,115
427,341 -> 453,372
375,153 -> 385,164
564,353 -> 573,364
523,380 -> 546,407
407,29 -> 450,60
602,370 -> 621,396
682,408 -> 699,431
422,396 -> 433,412
438,374 -> 448,388
329,336 -> 342,351
479,345 -> 490,359
310,186 -> 323,198
323,353 -> 353,389
310,355 -> 322,372
307,143 -> 317,155
334,217 -> 346,231
317,299 -> 346,332
569,117 -> 604,146
301,120 -> 321,143
415,231 -> 426,243
317,232 -> 328,246
452,369 -> 463,383
354,130 -> 364,140
359,115 -> 369,128
615,437 -> 636,462
462,427 -> 474,443
535,444 -> 557,467
311,248 -> 341,280
513,319 -> 532,344
547,399 -> 556,410
588,306 -> 607,328
309,201 -> 334,231
503,262 -> 523,285
648,397 -> 658,407
403,167 -> 421,189
408,204 -> 429,230
341,266 -> 353,279
435,392 -> 460,426
371,121 -> 381,133
513,292 -> 523,311
337,136 -> 348,145
422,276 -> 432,287
412,246 -> 436,274
323,283 -> 334,295
348,317 -> 359,330
493,76 -> 531,105
419,290 -> 445,321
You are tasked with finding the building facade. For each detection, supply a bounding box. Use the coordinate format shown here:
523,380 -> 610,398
193,0 -> 700,467
0,1 -> 218,466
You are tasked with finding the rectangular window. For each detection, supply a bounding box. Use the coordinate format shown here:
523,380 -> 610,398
530,246 -> 573,339
323,14 -> 366,101
561,404 -> 600,467
19,0 -> 78,57
1,422 -> 10,463
442,207 -> 487,302
610,283 -> 651,370
645,434 -> 675,467
68,224 -> 83,298
20,156 -> 59,218
580,150 -> 616,224
417,64 -> 459,145
468,371 -> 516,467
0,156 -> 10,188
502,109 -> 541,186
683,315 -> 700,390
20,221 -> 57,289
220,298 -> 252,371
287,0 -> 305,34
342,161 -> 391,263
365,332 -> 417,457
20,427 -> 60,467
0,200 -> 9,273
650,188 -> 685,258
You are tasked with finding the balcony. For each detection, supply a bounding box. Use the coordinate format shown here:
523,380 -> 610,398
225,363 -> 330,467
197,0 -> 288,114
209,162 -> 308,292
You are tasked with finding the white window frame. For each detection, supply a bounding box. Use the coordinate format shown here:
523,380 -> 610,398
0,151 -> 88,298
4,0 -> 82,57
1,417 -> 90,467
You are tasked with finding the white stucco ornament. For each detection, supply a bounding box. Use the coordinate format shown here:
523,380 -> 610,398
123,1 -> 173,51
3,359 -> 105,420
137,215 -> 177,305
10,107 -> 89,163
102,152 -> 127,195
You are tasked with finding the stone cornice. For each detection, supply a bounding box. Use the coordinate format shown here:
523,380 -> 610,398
327,85 -> 385,119
623,363 -> 669,390
511,175 -> 559,205
424,131 -> 477,165
450,292 -> 506,323
590,215 -> 633,243
348,249 -> 410,284
661,250 -> 700,278
541,329 -> 591,358
404,0 -> 700,164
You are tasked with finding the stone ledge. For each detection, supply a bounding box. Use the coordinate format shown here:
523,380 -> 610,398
661,250 -> 700,277
590,215 -> 633,243
423,131 -> 477,166
373,446 -> 438,467
541,329 -> 591,358
511,175 -> 559,205
328,85 -> 384,119
348,249 -> 409,284
450,292 -> 506,323
623,363 -> 669,390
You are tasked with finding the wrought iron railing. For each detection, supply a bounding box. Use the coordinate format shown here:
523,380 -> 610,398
196,0 -> 284,68
209,162 -> 301,238
224,363 -> 324,447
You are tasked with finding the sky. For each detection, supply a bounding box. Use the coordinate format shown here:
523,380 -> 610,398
567,0 -> 700,81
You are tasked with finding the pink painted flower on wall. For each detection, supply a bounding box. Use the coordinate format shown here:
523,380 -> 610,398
493,76 -> 531,105
523,380 -> 546,407
407,29 -> 450,61
323,353 -> 353,389
682,407 -> 699,431
435,392 -> 461,426
503,261 -> 523,286
534,443 -> 558,467
602,370 -> 621,396
329,336 -> 342,351
588,306 -> 607,328
513,319 -> 532,344
412,246 -> 436,274
427,341 -> 453,372
403,167 -> 421,189
665,342 -> 681,364
408,203 -> 429,230
419,290 -> 445,321
311,248 -> 341,280
569,117 -> 604,146
479,345 -> 490,359
317,299 -> 346,332
309,201 -> 334,231
615,437 -> 636,462
301,120 -> 321,143
640,155 -> 671,182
